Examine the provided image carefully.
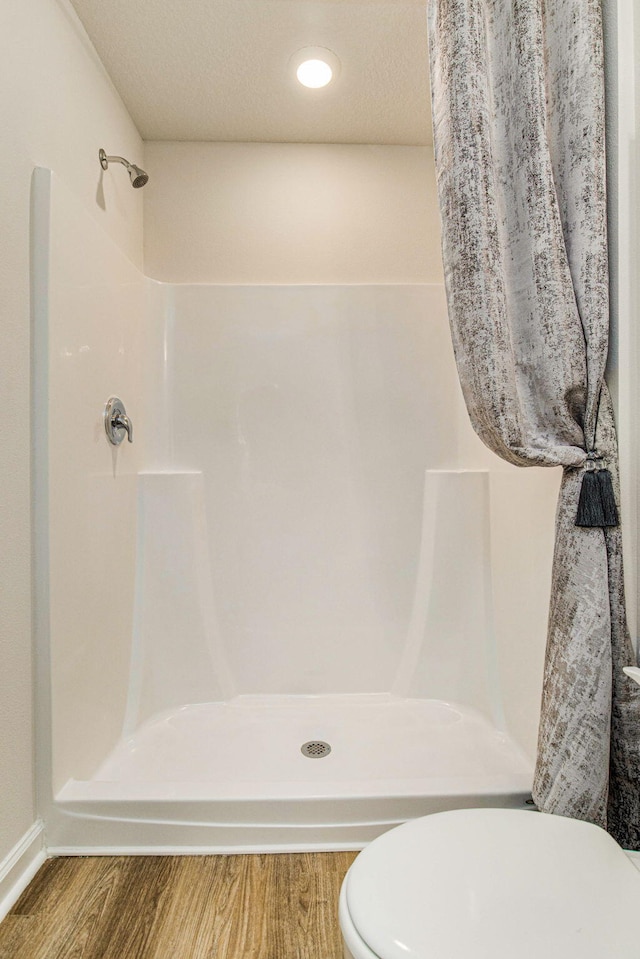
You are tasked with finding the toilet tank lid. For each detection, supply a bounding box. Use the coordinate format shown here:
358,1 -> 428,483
345,808 -> 640,959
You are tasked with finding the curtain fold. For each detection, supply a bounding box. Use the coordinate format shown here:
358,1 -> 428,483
427,0 -> 640,847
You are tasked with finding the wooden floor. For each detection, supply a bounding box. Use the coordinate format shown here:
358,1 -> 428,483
0,852 -> 357,959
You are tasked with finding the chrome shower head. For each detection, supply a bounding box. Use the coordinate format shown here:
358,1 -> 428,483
127,163 -> 149,189
99,148 -> 149,189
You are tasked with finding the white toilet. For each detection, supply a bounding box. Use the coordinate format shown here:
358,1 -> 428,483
339,807 -> 640,959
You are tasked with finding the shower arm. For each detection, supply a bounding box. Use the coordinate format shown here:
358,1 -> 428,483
98,148 -> 149,188
101,153 -> 128,168
99,149 -> 130,171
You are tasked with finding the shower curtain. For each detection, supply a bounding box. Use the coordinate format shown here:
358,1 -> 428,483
427,0 -> 640,847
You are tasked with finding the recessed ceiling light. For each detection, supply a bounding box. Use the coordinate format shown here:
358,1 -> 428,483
297,59 -> 333,89
290,47 -> 341,90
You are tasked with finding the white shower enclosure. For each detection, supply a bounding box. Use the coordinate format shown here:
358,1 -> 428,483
34,169 -> 559,853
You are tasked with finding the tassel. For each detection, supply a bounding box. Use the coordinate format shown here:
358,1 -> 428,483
576,468 -> 605,527
575,450 -> 620,529
595,468 -> 619,527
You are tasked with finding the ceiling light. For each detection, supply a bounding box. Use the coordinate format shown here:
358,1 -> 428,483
297,59 -> 333,88
290,47 -> 340,90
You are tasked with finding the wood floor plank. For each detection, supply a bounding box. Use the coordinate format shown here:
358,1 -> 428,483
49,858 -> 131,959
275,852 -> 357,959
0,916 -> 39,959
225,854 -> 275,959
0,851 -> 359,959
7,858 -> 130,959
10,858 -> 91,916
144,854 -> 241,959
154,853 -> 265,959
94,857 -> 181,959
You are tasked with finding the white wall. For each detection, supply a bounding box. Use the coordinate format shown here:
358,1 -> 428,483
0,0 -> 142,863
143,142 -> 443,284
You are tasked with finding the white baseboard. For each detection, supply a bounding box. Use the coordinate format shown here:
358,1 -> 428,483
0,822 -> 47,922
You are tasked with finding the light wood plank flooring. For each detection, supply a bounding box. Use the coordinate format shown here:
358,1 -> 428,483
0,852 -> 358,959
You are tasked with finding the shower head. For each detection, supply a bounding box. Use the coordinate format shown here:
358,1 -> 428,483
99,148 -> 149,189
127,163 -> 149,189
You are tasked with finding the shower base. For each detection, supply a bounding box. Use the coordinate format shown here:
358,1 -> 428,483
52,695 -> 533,854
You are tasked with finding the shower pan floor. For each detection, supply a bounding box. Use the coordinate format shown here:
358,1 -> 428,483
61,694 -> 532,798
53,695 -> 533,852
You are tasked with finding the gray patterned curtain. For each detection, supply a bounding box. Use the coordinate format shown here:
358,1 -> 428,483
427,0 -> 640,847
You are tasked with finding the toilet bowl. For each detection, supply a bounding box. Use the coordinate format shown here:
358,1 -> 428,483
339,807 -> 640,959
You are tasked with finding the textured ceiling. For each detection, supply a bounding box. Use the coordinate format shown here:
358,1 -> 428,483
68,0 -> 432,144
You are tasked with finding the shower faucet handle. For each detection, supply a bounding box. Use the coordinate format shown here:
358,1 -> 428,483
104,396 -> 133,445
113,411 -> 133,443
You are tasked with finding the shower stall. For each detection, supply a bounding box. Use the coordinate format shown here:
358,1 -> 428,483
34,168 -> 560,853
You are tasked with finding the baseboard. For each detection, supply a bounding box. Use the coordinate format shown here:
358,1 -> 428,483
0,822 -> 47,922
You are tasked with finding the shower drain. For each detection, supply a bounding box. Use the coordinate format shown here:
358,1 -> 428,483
301,740 -> 332,758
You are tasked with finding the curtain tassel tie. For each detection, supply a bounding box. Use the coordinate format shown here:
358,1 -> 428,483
575,452 -> 619,528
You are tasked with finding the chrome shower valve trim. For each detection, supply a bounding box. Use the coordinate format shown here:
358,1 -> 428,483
104,396 -> 133,445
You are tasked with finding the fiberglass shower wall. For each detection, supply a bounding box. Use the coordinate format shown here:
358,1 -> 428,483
126,282 -> 559,751
41,170 -> 560,802
39,171 -> 149,795
131,283 -> 460,709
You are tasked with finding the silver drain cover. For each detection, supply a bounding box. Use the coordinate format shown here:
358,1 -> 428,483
301,740 -> 332,758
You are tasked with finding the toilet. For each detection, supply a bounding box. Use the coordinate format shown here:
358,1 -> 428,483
339,807 -> 640,959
